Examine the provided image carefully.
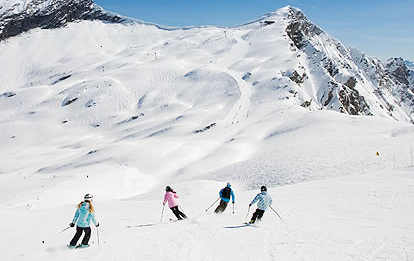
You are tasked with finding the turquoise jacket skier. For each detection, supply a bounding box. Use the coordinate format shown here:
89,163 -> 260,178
69,194 -> 99,248
72,201 -> 98,228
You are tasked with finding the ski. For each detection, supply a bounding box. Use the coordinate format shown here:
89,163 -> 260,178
224,223 -> 258,229
75,244 -> 90,249
67,244 -> 90,249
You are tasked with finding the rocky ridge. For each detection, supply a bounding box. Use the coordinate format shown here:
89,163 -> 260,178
0,0 -> 125,41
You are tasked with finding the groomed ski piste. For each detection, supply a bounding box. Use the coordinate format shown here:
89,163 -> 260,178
1,5 -> 414,261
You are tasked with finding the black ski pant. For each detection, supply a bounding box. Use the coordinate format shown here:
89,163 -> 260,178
214,200 -> 229,213
250,209 -> 265,223
171,206 -> 187,220
70,226 -> 91,246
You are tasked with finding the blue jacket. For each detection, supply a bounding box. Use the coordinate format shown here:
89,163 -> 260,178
219,185 -> 235,203
250,191 -> 272,210
72,202 -> 98,228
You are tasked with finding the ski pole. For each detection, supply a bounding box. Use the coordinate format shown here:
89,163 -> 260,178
245,205 -> 251,222
232,202 -> 235,214
178,204 -> 185,213
269,206 -> 283,221
160,204 -> 165,223
97,227 -> 100,251
205,198 -> 220,212
42,226 -> 71,244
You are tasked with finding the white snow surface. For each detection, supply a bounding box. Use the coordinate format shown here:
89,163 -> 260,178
1,6 -> 414,261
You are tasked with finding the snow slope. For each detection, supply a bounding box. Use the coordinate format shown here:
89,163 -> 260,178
0,5 -> 414,261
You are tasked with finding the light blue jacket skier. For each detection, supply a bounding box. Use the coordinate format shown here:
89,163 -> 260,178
72,201 -> 98,228
249,190 -> 272,210
68,194 -> 99,249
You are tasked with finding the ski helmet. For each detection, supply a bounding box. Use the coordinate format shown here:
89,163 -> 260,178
227,182 -> 231,187
165,186 -> 172,191
84,193 -> 93,201
260,186 -> 267,192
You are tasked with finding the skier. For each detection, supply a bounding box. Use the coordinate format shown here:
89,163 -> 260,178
214,182 -> 235,213
68,194 -> 99,248
248,186 -> 272,223
163,186 -> 187,220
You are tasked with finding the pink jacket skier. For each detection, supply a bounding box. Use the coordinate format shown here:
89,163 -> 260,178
163,190 -> 178,208
163,186 -> 187,220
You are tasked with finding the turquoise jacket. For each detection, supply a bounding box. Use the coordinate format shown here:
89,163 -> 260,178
72,202 -> 98,228
250,191 -> 272,210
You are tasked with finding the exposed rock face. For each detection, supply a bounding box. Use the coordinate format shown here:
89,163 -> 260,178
386,58 -> 413,86
283,7 -> 414,121
289,70 -> 307,85
0,0 -> 125,41
344,77 -> 357,89
338,87 -> 371,115
285,9 -> 323,50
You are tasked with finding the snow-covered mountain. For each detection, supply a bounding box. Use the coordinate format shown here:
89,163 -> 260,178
283,8 -> 414,122
0,0 -> 125,40
1,2 -> 413,122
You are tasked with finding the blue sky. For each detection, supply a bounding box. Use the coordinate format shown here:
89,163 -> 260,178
94,0 -> 414,61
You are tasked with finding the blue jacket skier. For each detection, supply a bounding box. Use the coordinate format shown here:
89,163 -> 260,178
68,194 -> 99,248
249,186 -> 272,223
214,182 -> 235,213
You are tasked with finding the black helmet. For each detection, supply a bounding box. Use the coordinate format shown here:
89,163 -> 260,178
260,186 -> 267,192
165,186 -> 172,191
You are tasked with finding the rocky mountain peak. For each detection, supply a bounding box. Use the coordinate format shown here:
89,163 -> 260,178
285,6 -> 323,50
386,57 -> 412,86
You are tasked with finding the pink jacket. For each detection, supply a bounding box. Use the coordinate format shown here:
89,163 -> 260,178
163,191 -> 179,208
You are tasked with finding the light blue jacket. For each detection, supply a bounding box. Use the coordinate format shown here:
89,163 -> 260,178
250,191 -> 272,210
72,202 -> 98,228
219,185 -> 235,203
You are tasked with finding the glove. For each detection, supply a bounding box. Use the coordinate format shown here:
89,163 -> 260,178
232,202 -> 235,204
69,223 -> 75,227
173,191 -> 176,194
96,223 -> 100,227
163,203 -> 165,205
249,204 -> 252,207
